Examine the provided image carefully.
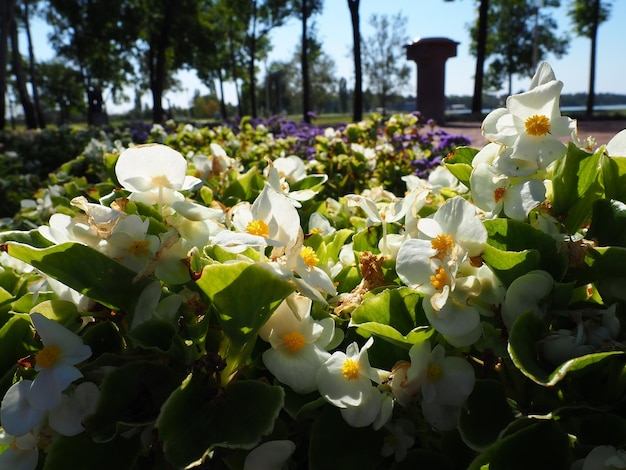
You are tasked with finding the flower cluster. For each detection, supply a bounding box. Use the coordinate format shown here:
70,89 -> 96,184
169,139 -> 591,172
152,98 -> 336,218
1,62 -> 626,469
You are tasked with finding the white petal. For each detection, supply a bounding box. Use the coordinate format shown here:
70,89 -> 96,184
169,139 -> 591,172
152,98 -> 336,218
48,382 -> 99,436
30,313 -> 88,362
243,440 -> 296,470
263,345 -> 329,394
503,179 -> 546,221
27,365 -> 83,411
0,381 -> 45,436
115,144 -> 188,190
607,130 -> 626,157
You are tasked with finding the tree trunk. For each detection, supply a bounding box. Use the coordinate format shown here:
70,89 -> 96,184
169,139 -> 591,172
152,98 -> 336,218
248,0 -> 258,119
218,68 -> 227,121
471,0 -> 488,114
348,0 -> 362,122
586,0 -> 600,117
0,0 -> 16,130
301,0 -> 311,123
10,13 -> 37,128
150,0 -> 175,123
23,0 -> 44,128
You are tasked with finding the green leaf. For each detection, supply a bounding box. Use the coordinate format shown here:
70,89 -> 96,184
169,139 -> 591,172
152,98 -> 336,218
444,147 -> 478,189
0,315 -> 33,380
507,311 -> 623,386
602,155 -> 626,203
29,299 -> 80,331
81,321 -> 124,358
83,361 -> 182,442
0,229 -> 55,248
195,262 -> 294,346
157,375 -> 285,468
484,218 -> 568,282
350,287 -> 433,348
587,199 -> 626,247
43,432 -> 141,470
551,143 -> 605,232
222,168 -> 265,204
5,242 -> 151,311
576,413 -> 626,447
458,380 -> 516,451
481,244 -> 541,287
309,405 -> 385,470
468,419 -> 572,470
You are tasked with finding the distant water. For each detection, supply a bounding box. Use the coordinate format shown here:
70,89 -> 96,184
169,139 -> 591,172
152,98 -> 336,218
447,104 -> 626,114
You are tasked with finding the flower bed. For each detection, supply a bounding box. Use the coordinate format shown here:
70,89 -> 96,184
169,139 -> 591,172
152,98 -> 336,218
1,63 -> 626,469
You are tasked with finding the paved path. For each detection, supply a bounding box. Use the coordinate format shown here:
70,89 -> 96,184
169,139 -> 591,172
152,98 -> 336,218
440,119 -> 626,149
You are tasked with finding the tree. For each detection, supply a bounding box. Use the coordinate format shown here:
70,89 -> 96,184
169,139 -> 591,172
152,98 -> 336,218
0,0 -> 16,129
46,0 -> 138,124
471,0 -> 569,96
361,12 -> 411,115
36,60 -> 85,125
10,11 -> 37,128
225,0 -> 292,118
347,0 -> 362,122
291,0 -> 322,122
444,0 -> 489,114
21,0 -> 45,127
567,0 -> 612,116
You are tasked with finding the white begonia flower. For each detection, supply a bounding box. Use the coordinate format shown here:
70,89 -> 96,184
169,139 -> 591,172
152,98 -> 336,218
40,213 -> 102,248
501,270 -> 554,329
381,419 -> 415,463
258,295 -> 334,394
0,429 -> 38,470
47,382 -> 100,436
130,280 -> 182,330
417,196 -> 487,259
219,183 -> 300,258
346,193 -> 406,257
0,381 -> 44,437
396,196 -> 487,311
104,214 -> 160,272
482,62 -> 576,172
271,155 -> 307,182
428,165 -> 467,195
574,445 -> 626,470
243,440 -> 296,470
606,129 -> 626,157
470,162 -> 546,220
408,342 -> 475,406
308,212 -> 335,236
115,143 -> 202,208
339,385 -> 385,428
401,176 -> 431,239
407,341 -> 475,431
316,337 -> 381,408
27,313 -> 92,411
70,196 -> 125,240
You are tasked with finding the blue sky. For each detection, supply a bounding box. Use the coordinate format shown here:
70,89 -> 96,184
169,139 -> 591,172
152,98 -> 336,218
22,0 -> 626,112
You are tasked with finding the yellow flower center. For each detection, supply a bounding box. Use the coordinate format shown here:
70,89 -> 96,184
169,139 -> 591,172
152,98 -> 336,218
151,174 -> 173,189
282,331 -> 307,353
524,114 -> 551,137
310,227 -> 323,235
301,246 -> 319,268
431,233 -> 454,254
246,219 -> 269,237
494,186 -> 507,203
427,363 -> 443,382
430,266 -> 448,291
36,345 -> 63,368
342,358 -> 360,380
129,239 -> 151,256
